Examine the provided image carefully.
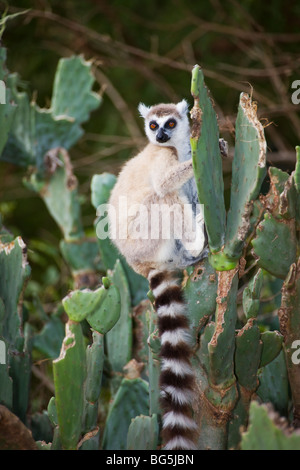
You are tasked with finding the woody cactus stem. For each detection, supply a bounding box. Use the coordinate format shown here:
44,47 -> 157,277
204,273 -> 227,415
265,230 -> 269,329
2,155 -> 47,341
190,65 -> 268,449
278,259 -> 300,428
200,268 -> 239,450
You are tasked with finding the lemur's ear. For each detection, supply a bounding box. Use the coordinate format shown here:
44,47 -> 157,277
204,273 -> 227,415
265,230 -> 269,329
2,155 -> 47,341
176,99 -> 189,115
138,103 -> 151,118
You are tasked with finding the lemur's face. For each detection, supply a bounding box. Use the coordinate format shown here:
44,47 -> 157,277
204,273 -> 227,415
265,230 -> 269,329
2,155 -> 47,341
138,100 -> 189,148
147,115 -> 178,145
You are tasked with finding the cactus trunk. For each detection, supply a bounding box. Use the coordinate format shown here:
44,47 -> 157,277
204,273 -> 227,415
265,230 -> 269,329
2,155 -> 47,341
278,260 -> 300,427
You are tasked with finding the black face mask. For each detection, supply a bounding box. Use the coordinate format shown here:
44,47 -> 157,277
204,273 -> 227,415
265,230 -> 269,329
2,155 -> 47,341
156,128 -> 169,143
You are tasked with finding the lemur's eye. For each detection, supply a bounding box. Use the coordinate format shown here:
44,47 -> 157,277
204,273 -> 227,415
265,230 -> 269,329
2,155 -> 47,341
149,121 -> 158,130
166,120 -> 176,128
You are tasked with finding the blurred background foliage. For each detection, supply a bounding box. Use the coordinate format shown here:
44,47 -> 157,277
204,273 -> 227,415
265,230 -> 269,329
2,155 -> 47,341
0,0 -> 299,414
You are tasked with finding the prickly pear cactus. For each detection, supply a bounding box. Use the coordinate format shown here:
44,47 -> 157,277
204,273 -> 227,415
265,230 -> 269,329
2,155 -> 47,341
1,51 -> 103,289
189,65 -> 300,450
0,234 -> 32,423
1,42 -> 300,451
2,55 -> 101,172
49,267 -> 122,450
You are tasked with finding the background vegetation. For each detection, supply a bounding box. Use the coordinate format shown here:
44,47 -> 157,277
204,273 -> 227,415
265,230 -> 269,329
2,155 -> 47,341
0,0 -> 300,447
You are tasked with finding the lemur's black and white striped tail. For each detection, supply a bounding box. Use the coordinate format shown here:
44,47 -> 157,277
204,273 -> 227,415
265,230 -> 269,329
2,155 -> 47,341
148,269 -> 198,450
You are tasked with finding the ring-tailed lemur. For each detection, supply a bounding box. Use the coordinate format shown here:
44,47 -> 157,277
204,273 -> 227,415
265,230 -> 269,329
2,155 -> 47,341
108,100 -> 207,450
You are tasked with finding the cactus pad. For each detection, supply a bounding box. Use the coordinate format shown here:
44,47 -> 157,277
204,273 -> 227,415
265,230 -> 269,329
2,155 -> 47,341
224,92 -> 266,260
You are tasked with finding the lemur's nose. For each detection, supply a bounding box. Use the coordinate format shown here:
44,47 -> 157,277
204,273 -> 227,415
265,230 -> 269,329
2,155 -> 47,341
156,129 -> 169,143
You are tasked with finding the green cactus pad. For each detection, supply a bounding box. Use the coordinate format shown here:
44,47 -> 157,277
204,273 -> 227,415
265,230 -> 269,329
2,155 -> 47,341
257,351 -> 289,417
91,173 -> 117,209
242,269 -> 263,319
266,167 -> 296,220
224,92 -> 266,260
33,313 -> 65,359
82,332 -> 104,444
260,331 -> 283,367
251,213 -> 297,279
148,352 -> 160,417
184,257 -> 218,342
293,146 -> 300,193
1,54 -> 101,172
0,73 -> 34,167
47,397 -> 58,427
60,238 -> 103,273
38,149 -> 84,240
86,284 -> 121,334
241,401 -> 300,450
62,285 -> 107,323
0,236 -> 32,422
127,414 -> 159,450
0,47 -> 7,80
91,172 -> 120,270
53,321 -> 86,450
105,260 -> 132,371
235,319 -> 262,391
2,87 -> 81,172
190,65 -> 226,253
51,56 -> 101,124
102,378 -> 149,450
34,110 -> 82,173
292,147 -> 300,229
228,386 -> 252,450
0,236 -> 30,344
84,331 -> 104,404
268,166 -> 290,196
35,441 -> 52,450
